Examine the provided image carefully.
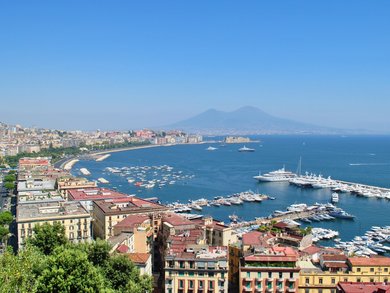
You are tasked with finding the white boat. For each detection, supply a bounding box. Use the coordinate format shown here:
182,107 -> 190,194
192,204 -> 202,211
331,192 -> 339,203
80,168 -> 91,176
238,146 -> 255,152
97,177 -> 109,184
253,167 -> 296,182
206,146 -> 218,151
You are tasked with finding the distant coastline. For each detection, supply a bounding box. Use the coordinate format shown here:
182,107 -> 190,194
59,142 -> 206,171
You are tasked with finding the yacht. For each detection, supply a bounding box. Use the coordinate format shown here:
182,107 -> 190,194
331,192 -> 339,203
238,146 -> 255,152
206,146 -> 218,151
253,167 -> 296,182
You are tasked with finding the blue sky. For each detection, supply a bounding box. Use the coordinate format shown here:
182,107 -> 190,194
0,1 -> 389,132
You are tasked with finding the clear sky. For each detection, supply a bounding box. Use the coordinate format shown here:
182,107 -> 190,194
0,1 -> 389,132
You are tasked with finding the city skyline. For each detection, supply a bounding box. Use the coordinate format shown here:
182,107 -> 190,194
1,1 -> 390,132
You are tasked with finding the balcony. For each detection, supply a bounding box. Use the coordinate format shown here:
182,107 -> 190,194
244,277 -> 253,282
256,278 -> 263,282
243,287 -> 252,292
165,284 -> 172,289
287,288 -> 296,292
255,287 -> 262,292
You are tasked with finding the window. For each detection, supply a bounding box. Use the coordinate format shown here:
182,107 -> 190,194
318,290 -> 323,293
344,278 -> 348,282
319,278 -> 323,284
188,272 -> 194,277
179,261 -> 185,268
247,272 -> 250,278
370,279 -> 374,282
357,278 -> 361,282
179,280 -> 184,289
189,280 -> 194,289
385,268 -> 389,272
209,272 -> 214,277
305,290 -> 310,293
370,268 -> 374,272
290,272 -> 294,279
258,272 -> 262,279
357,268 -> 361,272
209,281 -> 213,289
268,272 -> 272,278
331,278 -> 335,284
279,272 -> 283,279
305,278 -> 310,284
199,280 -> 203,289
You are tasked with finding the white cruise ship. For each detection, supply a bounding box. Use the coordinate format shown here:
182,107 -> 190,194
253,167 -> 296,182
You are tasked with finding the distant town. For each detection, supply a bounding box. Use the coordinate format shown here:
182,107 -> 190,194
1,121 -> 390,292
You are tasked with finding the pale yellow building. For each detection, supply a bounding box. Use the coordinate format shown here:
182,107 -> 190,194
298,256 -> 390,293
16,201 -> 91,249
92,197 -> 169,240
57,176 -> 97,198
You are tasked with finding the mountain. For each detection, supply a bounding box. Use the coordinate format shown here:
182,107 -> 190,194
165,106 -> 362,135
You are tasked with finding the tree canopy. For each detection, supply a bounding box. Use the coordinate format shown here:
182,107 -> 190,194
0,223 -> 153,292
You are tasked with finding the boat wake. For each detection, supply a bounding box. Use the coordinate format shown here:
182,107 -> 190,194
349,163 -> 390,166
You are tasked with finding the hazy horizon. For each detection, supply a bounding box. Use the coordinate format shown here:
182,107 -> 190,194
1,1 -> 390,132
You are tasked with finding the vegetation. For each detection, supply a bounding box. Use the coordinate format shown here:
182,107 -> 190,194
0,211 -> 13,242
0,223 -> 153,292
1,141 -> 150,167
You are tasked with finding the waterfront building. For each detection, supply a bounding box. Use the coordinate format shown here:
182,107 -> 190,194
239,246 -> 300,293
164,245 -> 229,293
92,197 -> 169,239
18,157 -> 51,171
191,216 -> 237,246
66,187 -> 129,211
224,136 -> 252,144
298,256 -> 390,293
16,201 -> 91,249
57,177 -> 97,197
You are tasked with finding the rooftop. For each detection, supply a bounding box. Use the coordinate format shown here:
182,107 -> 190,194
94,197 -> 169,215
337,282 -> 390,293
348,256 -> 390,266
114,214 -> 151,230
127,253 -> 151,264
68,187 -> 129,201
17,200 -> 89,221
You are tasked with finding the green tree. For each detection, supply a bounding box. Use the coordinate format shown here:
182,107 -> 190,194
0,226 -> 9,240
125,275 -> 153,293
4,174 -> 16,182
35,247 -> 105,293
104,254 -> 139,291
0,245 -> 46,292
0,211 -> 13,225
4,182 -> 14,190
86,238 -> 111,266
29,222 -> 68,255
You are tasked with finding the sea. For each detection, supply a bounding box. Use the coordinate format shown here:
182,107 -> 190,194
72,135 -> 390,245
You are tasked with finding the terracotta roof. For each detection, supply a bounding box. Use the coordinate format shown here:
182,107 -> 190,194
94,197 -> 168,215
322,254 -> 348,261
323,261 -> 348,268
127,253 -> 151,264
68,187 -> 129,201
348,256 -> 390,266
242,231 -> 263,246
114,214 -> 150,230
163,213 -> 195,226
302,245 -> 322,255
274,222 -> 289,229
116,244 -> 129,253
338,282 -> 390,293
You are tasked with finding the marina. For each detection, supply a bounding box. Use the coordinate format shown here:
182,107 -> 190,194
73,135 -> 390,246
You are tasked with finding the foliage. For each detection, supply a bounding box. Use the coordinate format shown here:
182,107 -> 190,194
29,222 -> 68,255
0,245 -> 46,292
3,141 -> 150,167
0,211 -> 13,225
4,174 -> 16,182
0,223 -> 153,292
4,182 -> 14,190
35,247 -> 105,293
79,238 -> 111,266
0,225 -> 9,240
299,226 -> 313,236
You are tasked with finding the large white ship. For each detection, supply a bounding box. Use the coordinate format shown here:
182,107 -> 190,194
253,167 -> 296,182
